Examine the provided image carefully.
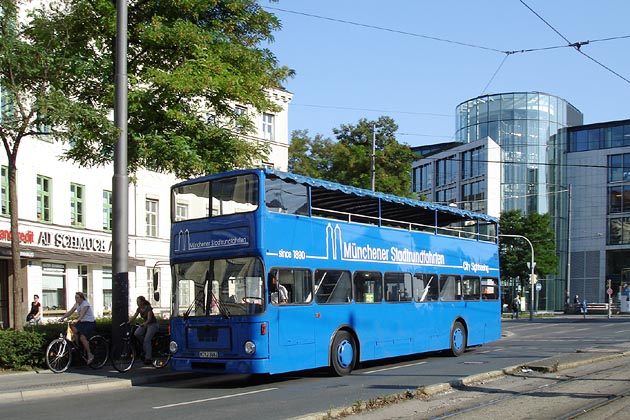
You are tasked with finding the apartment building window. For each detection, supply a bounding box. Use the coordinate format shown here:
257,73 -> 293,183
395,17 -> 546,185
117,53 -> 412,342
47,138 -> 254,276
1,166 -> 9,217
103,267 -> 112,311
233,106 -> 247,132
175,202 -> 188,221
36,111 -> 52,140
103,191 -> 112,231
146,198 -> 159,237
262,113 -> 274,140
0,85 -> 14,124
37,175 -> 52,223
42,263 -> 66,310
70,183 -> 85,227
79,265 -> 89,295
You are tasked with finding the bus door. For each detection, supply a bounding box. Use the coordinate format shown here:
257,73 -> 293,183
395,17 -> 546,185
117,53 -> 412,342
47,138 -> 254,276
412,273 -> 440,352
270,269 -> 316,370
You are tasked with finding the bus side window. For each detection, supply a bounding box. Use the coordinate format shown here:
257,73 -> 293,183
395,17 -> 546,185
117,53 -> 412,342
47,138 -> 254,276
353,271 -> 382,303
384,272 -> 412,302
439,275 -> 460,301
463,276 -> 481,300
482,277 -> 499,300
315,269 -> 352,304
413,273 -> 439,302
271,268 -> 313,304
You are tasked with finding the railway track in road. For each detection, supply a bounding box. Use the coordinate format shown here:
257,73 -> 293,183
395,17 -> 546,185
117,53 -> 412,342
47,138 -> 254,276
424,355 -> 630,420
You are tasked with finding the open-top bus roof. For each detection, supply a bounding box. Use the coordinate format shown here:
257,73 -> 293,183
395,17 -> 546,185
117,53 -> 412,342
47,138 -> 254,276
263,168 -> 497,225
173,168 -> 498,227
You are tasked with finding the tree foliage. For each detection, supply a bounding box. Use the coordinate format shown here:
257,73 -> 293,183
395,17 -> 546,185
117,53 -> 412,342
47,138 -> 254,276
14,0 -> 294,177
499,210 -> 559,284
1,0 -> 292,328
289,116 -> 415,197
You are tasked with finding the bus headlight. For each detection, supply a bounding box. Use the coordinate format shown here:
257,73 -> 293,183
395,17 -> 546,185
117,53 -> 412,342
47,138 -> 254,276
244,341 -> 256,355
169,340 -> 178,354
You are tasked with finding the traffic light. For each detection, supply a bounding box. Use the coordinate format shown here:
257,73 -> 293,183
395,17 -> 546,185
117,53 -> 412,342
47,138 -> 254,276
529,273 -> 538,284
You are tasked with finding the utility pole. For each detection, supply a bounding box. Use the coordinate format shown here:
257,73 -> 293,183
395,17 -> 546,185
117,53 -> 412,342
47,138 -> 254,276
112,0 -> 129,347
371,124 -> 376,191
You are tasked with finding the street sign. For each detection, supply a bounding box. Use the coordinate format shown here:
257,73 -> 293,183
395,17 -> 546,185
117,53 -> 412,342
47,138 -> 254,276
607,288 -> 613,295
536,283 -> 542,291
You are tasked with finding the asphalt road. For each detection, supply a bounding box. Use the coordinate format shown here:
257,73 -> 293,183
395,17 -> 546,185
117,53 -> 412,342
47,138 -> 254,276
3,316 -> 630,420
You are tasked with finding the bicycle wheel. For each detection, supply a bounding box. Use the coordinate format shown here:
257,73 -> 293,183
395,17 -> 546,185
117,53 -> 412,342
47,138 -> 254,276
46,338 -> 72,373
152,334 -> 171,369
89,335 -> 109,369
111,340 -> 135,372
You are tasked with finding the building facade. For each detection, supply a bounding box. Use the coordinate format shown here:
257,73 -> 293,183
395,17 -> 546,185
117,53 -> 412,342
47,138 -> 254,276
565,119 -> 630,305
0,90 -> 292,328
412,92 -> 584,311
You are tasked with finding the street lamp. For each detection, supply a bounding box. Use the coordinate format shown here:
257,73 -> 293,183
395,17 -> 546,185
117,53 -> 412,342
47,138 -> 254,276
499,233 -> 536,321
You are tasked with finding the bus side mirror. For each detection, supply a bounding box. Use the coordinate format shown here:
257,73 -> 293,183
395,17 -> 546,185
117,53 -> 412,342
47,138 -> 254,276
153,271 -> 160,302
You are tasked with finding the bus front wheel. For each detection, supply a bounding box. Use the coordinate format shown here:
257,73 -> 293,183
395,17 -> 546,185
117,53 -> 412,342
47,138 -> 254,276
330,330 -> 357,376
449,321 -> 467,357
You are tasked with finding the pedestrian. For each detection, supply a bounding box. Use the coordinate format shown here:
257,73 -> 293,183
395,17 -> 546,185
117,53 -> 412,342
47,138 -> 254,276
129,296 -> 159,364
574,294 -> 581,313
26,294 -> 42,324
511,294 -> 521,319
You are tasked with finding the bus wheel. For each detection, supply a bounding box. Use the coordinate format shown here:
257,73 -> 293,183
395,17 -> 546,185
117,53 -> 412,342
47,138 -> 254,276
330,330 -> 357,376
449,321 -> 467,357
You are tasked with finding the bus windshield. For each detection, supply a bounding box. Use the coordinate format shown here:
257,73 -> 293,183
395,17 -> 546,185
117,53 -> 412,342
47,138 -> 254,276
172,256 -> 265,317
172,173 -> 259,221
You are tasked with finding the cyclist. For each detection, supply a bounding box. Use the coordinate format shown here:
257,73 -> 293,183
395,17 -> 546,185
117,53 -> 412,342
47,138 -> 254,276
129,296 -> 158,365
59,292 -> 96,364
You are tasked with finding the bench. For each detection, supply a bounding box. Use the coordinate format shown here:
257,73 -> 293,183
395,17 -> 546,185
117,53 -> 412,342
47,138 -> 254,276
565,302 -> 620,315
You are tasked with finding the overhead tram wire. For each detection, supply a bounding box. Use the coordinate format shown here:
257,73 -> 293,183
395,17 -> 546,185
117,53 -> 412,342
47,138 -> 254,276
519,0 -> 630,85
264,6 -> 508,54
266,5 -> 630,57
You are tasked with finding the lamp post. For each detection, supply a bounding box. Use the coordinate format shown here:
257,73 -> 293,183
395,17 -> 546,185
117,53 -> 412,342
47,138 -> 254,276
500,234 -> 536,321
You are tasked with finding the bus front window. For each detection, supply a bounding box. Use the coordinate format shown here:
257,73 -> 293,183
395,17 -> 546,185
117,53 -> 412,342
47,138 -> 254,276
172,257 -> 265,318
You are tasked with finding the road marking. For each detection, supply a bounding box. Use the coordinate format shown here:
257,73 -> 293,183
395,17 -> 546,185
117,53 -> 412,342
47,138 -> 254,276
152,387 -> 278,409
361,361 -> 427,374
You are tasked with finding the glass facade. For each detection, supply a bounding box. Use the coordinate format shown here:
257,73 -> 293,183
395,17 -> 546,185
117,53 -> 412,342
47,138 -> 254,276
456,92 -> 583,311
456,92 -> 582,215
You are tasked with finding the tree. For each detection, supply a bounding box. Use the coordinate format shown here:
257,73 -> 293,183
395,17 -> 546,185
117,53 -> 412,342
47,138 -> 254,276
0,0 -> 292,329
289,117 -> 416,197
499,210 -> 559,285
288,129 -> 334,178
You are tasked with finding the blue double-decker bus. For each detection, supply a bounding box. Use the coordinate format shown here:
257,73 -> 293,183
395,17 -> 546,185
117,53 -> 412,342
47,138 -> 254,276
166,168 -> 500,375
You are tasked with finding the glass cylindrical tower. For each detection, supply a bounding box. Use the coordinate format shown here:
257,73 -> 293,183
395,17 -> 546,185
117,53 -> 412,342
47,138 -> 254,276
456,92 -> 583,311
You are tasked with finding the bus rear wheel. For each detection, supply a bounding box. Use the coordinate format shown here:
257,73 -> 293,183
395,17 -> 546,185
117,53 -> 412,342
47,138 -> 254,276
330,330 -> 357,376
449,321 -> 467,357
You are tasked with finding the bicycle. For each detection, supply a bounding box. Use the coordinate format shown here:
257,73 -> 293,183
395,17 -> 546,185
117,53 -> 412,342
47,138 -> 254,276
45,322 -> 110,373
111,322 -> 171,372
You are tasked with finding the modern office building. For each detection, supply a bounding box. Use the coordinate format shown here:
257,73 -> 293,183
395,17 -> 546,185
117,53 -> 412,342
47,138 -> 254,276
412,92 -> 584,311
565,119 -> 630,305
0,90 -> 292,329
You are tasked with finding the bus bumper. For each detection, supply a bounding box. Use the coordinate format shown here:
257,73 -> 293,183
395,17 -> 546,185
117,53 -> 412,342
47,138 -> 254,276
170,357 -> 271,374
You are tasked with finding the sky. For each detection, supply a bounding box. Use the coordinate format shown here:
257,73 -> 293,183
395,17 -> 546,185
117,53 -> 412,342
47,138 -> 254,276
260,0 -> 630,148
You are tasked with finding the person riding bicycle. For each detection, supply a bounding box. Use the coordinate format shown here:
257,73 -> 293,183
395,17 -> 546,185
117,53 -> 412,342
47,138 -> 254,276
129,296 -> 159,365
59,292 -> 95,364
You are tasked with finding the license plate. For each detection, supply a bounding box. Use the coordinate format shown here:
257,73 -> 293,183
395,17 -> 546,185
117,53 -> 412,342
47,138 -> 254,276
199,351 -> 218,358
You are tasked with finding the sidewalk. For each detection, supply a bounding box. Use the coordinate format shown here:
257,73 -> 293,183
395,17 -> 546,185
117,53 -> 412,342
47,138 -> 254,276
0,364 -> 203,404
